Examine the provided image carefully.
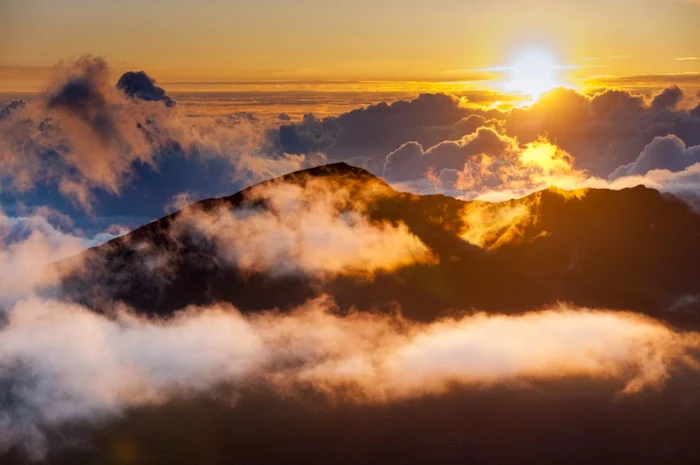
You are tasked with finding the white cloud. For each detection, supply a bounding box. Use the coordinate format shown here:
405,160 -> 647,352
1,296 -> 698,457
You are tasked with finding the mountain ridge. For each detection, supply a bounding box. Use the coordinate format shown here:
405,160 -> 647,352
59,163 -> 700,327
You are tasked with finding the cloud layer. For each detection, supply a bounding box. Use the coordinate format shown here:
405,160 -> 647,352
3,57 -> 700,224
2,296 -> 699,458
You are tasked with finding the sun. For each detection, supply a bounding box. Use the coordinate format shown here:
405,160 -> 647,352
505,51 -> 560,100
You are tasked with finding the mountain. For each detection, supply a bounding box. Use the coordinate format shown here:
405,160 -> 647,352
11,162 -> 700,465
60,162 -> 700,326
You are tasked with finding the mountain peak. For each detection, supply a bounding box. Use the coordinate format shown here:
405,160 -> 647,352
282,162 -> 376,179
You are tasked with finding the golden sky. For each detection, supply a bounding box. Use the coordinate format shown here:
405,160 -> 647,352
0,0 -> 698,89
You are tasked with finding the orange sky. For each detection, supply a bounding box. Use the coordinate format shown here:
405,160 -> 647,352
1,0 -> 699,93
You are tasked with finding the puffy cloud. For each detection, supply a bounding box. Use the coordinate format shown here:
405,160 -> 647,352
277,113 -> 340,154
600,162 -> 700,209
382,127 -> 515,182
1,296 -> 699,457
589,89 -> 646,116
0,57 -> 162,211
276,93 -> 470,165
609,135 -> 700,179
272,86 -> 700,180
116,70 -> 176,107
376,127 -> 700,218
651,85 -> 684,112
383,127 -> 586,202
329,85 -> 695,206
173,176 -> 436,277
0,297 -> 262,458
0,57 -> 323,217
0,208 -> 121,304
501,87 -> 700,175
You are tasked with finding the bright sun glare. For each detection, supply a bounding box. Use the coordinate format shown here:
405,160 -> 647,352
505,51 -> 560,100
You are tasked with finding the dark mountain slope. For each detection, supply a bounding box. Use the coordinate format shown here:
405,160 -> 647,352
60,163 -> 700,325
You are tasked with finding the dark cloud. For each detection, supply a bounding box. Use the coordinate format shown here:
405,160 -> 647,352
691,102 -> 700,118
651,86 -> 684,112
116,71 -> 176,107
0,99 -> 26,120
271,86 -> 700,180
275,93 -> 469,165
589,89 -> 646,116
278,114 -> 339,154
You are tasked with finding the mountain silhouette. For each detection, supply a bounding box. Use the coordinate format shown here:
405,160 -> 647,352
60,162 -> 700,327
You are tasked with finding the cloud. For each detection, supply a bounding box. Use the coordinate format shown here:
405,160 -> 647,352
651,86 -> 684,112
0,57 -> 325,216
517,86 -> 700,175
609,135 -> 700,179
381,127 -> 515,183
602,162 -> 700,209
383,127 -> 586,202
373,125 -> 700,221
4,61 -> 700,221
116,71 -> 176,107
173,176 -> 436,277
0,208 -> 121,304
275,93 -> 469,164
272,85 -> 700,181
1,295 -> 699,458
458,196 -> 544,249
277,113 -> 339,154
0,57 -> 163,211
346,86 -> 699,208
0,99 -> 25,120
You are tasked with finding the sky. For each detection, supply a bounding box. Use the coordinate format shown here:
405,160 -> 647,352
1,0 -> 698,88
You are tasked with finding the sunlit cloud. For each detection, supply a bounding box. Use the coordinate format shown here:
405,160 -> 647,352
172,176 -> 436,278
459,199 -> 540,250
1,296 -> 699,457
